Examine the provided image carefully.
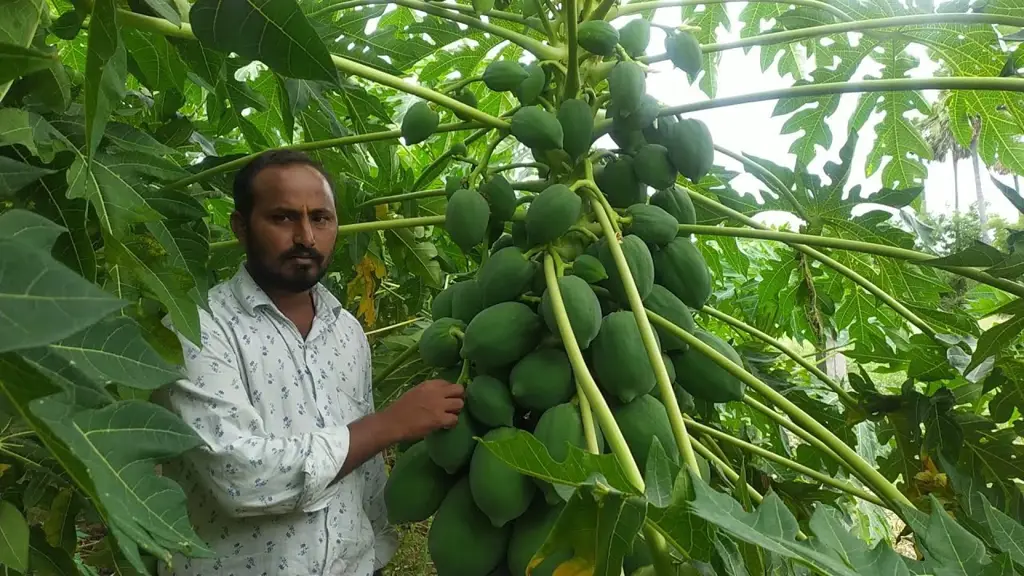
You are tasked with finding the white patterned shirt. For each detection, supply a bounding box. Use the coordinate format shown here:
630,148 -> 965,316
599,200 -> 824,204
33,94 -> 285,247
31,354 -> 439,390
155,263 -> 398,576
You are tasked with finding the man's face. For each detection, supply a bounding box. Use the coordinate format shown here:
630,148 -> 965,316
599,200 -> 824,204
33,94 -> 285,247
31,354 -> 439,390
232,163 -> 338,294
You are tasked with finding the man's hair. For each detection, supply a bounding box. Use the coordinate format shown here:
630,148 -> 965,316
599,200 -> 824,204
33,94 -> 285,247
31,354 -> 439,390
232,150 -> 336,220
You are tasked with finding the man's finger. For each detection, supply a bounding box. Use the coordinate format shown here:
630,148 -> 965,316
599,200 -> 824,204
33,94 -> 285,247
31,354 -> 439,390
441,382 -> 465,397
444,398 -> 464,413
440,413 -> 459,428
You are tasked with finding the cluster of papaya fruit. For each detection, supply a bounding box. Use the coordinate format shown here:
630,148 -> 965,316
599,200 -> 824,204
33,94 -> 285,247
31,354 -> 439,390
384,13 -> 747,576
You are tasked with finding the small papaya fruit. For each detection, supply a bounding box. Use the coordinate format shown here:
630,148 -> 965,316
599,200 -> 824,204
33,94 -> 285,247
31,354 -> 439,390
608,61 -> 646,116
426,409 -> 479,474
665,31 -> 703,81
540,275 -> 602,350
508,500 -> 572,576
470,427 -> 538,527
511,219 -> 533,250
463,301 -> 543,369
467,374 -> 516,428
526,184 -> 582,246
477,246 -> 535,306
558,98 -> 594,161
480,174 -> 517,221
511,107 -> 564,151
384,441 -> 454,524
625,203 -> 679,246
510,348 -> 574,412
612,394 -> 679,472
431,284 -> 456,319
652,236 -> 711,310
402,101 -> 438,145
611,93 -> 659,132
451,279 -> 485,323
419,317 -> 466,367
609,122 -> 647,155
633,143 -> 678,190
453,88 -> 479,121
665,118 -> 714,183
597,234 -> 655,304
445,173 -> 466,198
428,476 -> 511,576
595,156 -> 647,208
619,18 -> 651,58
484,60 -> 530,92
517,63 -> 547,106
577,20 -> 619,56
650,186 -> 697,226
446,188 -> 491,252
643,284 -> 695,352
591,311 -> 661,403
673,331 -> 746,403
570,254 -> 608,284
491,233 -> 515,254
472,0 -> 494,12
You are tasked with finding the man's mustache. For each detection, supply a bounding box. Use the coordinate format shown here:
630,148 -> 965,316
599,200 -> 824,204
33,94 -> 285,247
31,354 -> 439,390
282,247 -> 324,263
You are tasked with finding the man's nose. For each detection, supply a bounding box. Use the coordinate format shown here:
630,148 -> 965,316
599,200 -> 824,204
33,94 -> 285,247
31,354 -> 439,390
294,217 -> 315,247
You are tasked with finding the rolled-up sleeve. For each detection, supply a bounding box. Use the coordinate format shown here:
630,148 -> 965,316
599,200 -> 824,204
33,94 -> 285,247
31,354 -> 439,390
162,310 -> 349,518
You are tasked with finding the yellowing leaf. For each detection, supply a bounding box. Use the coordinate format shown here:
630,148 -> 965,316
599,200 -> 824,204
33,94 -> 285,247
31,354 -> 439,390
548,556 -> 594,576
375,203 -> 389,220
346,252 -> 386,328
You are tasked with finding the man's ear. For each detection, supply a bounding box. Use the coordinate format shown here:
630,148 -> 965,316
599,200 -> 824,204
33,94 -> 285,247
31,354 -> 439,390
230,211 -> 246,243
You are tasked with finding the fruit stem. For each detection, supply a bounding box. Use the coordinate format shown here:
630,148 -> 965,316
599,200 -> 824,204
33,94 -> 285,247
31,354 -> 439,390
689,436 -> 762,504
469,132 -> 509,187
741,395 -> 850,476
645,309 -> 917,512
487,162 -> 549,174
568,225 -> 601,243
357,188 -> 447,208
575,377 -> 600,454
541,253 -> 646,492
684,417 -> 885,506
533,0 -> 559,44
456,359 -> 472,385
587,197 -> 701,475
410,127 -> 495,191
701,305 -> 857,408
564,0 -> 581,99
209,215 -> 449,253
441,75 -> 483,95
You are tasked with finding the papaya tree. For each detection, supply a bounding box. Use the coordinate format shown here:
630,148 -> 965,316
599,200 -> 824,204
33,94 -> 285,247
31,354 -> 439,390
1,0 -> 1024,573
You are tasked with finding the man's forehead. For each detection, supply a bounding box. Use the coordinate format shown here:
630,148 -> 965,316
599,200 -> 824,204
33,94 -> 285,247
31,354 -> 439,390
252,164 -> 335,205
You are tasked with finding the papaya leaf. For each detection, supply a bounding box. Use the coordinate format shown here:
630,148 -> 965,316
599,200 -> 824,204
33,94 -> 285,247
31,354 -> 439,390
0,155 -> 56,197
643,437 -> 679,508
0,500 -> 29,573
991,174 -> 1024,216
83,0 -> 125,159
964,491 -> 1024,566
385,227 -> 442,290
189,0 -> 339,85
477,427 -> 638,495
968,312 -> 1024,373
0,207 -> 65,250
927,241 -> 1008,268
121,28 -> 186,92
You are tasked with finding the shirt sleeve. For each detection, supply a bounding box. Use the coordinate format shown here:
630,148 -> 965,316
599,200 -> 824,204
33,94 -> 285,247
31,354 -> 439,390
359,337 -> 399,571
161,309 -> 349,519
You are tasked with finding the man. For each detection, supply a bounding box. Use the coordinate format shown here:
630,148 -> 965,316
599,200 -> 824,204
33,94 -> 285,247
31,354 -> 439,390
156,150 -> 465,576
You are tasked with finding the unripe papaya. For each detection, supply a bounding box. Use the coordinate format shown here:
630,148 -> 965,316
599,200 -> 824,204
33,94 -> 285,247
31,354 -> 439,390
591,311 -> 661,403
477,246 -> 535,306
662,352 -> 676,384
453,88 -> 479,121
508,500 -> 572,576
597,234 -> 655,304
652,236 -> 711,310
642,115 -> 676,148
429,476 -> 510,576
665,118 -> 714,183
526,184 -> 582,246
633,144 -> 678,190
558,98 -> 594,161
577,20 -> 619,56
467,374 -> 516,428
510,348 -> 573,412
595,156 -> 646,208
611,93 -> 659,132
612,394 -> 679,472
652,366 -> 696,414
517,63 -> 547,106
540,275 -> 602,351
608,61 -> 646,116
463,301 -> 543,369
446,188 -> 491,252
643,284 -> 694,352
431,284 -> 456,319
419,317 -> 466,367
481,174 -> 517,221
471,427 -> 538,527
609,123 -> 646,155
445,174 -> 466,198
384,441 -> 454,524
451,279 -> 484,323
491,233 -> 515,254
665,31 -> 703,81
484,60 -> 529,92
571,254 -> 607,284
511,107 -> 564,151
625,203 -> 678,246
673,331 -> 746,403
401,101 -> 438,145
619,18 -> 651,58
511,219 -> 533,250
426,409 -> 479,474
472,0 -> 494,12
650,186 -> 696,225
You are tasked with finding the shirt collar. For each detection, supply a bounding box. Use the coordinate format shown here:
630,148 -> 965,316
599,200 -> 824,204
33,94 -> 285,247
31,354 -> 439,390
230,262 -> 342,324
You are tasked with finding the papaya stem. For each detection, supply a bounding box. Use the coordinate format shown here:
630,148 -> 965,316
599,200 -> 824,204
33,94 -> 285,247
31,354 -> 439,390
469,132 -> 509,187
741,395 -> 852,476
410,127 -> 494,192
568,225 -> 601,243
441,75 -> 483,95
564,0 -> 581,99
310,0 -> 529,26
210,215 -> 448,254
357,188 -> 447,209
575,377 -> 600,454
589,198 -> 701,474
487,162 -> 548,174
684,418 -> 884,506
645,309 -> 917,512
702,306 -> 857,408
456,359 -> 472,385
689,436 -> 761,504
542,253 -> 646,491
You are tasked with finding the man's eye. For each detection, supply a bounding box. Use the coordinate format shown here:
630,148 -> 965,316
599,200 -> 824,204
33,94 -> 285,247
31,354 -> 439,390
271,214 -> 289,223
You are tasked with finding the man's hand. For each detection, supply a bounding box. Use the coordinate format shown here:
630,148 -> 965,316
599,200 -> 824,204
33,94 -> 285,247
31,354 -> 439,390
382,379 -> 465,443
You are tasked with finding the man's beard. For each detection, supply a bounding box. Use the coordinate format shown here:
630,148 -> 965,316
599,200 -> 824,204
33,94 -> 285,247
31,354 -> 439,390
245,239 -> 333,294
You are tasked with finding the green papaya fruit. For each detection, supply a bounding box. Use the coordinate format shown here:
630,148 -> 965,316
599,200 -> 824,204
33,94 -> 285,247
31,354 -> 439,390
53,11 -> 83,40
650,186 -> 696,225
463,301 -> 543,369
511,219 -> 533,251
609,122 -> 647,155
642,115 -> 676,148
662,352 -> 676,384
472,0 -> 494,12
428,476 -> 511,576
597,234 -> 655,304
510,348 -> 574,412
612,93 -> 659,132
446,188 -> 491,252
467,374 -> 516,428
625,203 -> 679,246
612,394 -> 679,472
511,107 -> 564,151
484,60 -> 530,92
571,254 -> 608,284
619,18 -> 651,58
470,427 -> 538,527
595,156 -> 647,208
652,369 -> 696,415
401,101 -> 438,145
665,31 -> 703,80
558,98 -> 594,161
508,500 -> 571,576
517,63 -> 547,106
526,184 -> 582,246
419,317 -> 466,367
453,88 -> 479,121
384,441 -> 454,524
451,279 -> 485,323
643,284 -> 695,352
477,246 -> 536,306
652,236 -> 711,310
491,233 -> 515,254
673,331 -> 746,403
445,173 -> 466,198
431,284 -> 456,319
577,20 -> 619,56
481,174 -> 518,221
608,61 -> 646,116
426,409 -> 479,474
591,311 -> 661,403
632,144 -> 678,190
665,118 -> 714,183
540,275 -> 602,351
